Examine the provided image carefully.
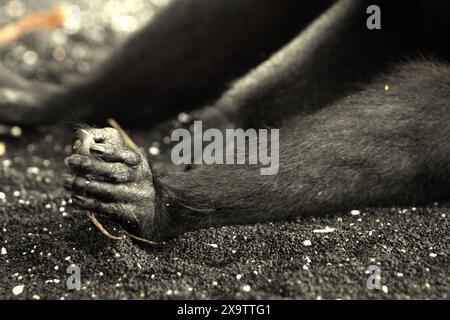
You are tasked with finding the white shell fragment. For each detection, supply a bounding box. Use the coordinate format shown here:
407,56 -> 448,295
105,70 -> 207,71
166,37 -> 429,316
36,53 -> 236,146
12,285 -> 25,296
313,226 -> 336,233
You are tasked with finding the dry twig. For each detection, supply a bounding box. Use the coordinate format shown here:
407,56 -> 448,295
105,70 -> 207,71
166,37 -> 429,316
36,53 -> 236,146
0,5 -> 69,46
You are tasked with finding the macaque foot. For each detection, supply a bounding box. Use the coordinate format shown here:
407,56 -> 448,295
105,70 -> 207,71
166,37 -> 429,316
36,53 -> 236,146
0,65 -> 67,126
63,127 -> 157,239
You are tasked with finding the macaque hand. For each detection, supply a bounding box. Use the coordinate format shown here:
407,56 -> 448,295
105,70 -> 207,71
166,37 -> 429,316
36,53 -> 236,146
63,127 -> 156,236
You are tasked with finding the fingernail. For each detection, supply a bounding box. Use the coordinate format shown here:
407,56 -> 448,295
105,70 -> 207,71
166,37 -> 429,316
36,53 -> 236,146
72,138 -> 82,152
90,145 -> 106,154
71,194 -> 84,203
67,155 -> 81,166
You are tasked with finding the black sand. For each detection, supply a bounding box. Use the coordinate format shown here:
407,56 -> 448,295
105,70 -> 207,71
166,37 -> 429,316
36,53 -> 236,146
0,0 -> 448,300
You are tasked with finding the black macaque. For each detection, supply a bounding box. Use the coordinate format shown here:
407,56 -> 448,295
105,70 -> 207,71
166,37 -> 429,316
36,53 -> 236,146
1,0 -> 450,241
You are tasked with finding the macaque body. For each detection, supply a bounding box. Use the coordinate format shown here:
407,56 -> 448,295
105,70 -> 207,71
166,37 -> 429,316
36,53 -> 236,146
1,0 -> 450,241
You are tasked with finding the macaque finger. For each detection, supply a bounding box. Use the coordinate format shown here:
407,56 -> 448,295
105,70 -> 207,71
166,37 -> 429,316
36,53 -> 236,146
71,195 -> 137,226
63,174 -> 147,201
66,154 -> 133,183
89,143 -> 141,166
83,127 -> 124,144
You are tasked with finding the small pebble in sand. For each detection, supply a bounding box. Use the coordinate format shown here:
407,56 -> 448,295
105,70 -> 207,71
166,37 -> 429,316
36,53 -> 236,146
209,243 -> 218,248
32,295 -> 40,300
429,253 -> 437,258
302,240 -> 312,246
0,142 -> 6,156
302,265 -> 309,271
236,274 -> 243,280
53,47 -> 66,61
1,247 -> 7,255
23,51 -> 38,65
396,273 -> 404,277
12,285 -> 25,296
313,226 -> 335,233
149,146 -> 160,156
242,285 -> 251,292
178,112 -> 191,124
350,210 -> 360,216
381,285 -> 389,294
10,126 -> 22,137
65,256 -> 71,261
27,167 -> 40,175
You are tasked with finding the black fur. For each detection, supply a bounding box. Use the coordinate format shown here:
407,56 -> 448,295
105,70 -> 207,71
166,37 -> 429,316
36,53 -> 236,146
151,60 -> 450,240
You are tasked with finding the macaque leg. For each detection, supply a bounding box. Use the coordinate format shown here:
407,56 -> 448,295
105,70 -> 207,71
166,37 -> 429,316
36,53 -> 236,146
209,0 -> 423,128
0,0 -> 333,126
65,60 -> 450,241
0,64 -> 63,125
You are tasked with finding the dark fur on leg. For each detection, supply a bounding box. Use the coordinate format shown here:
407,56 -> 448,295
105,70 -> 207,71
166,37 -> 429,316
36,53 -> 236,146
142,60 -> 450,241
65,60 -> 450,241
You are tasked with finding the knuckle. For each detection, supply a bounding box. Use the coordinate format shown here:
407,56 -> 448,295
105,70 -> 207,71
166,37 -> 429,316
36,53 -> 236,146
103,144 -> 116,155
72,195 -> 90,207
111,203 -> 124,215
134,186 -> 151,199
124,150 -> 140,165
111,168 -> 130,182
80,156 -> 92,167
105,127 -> 118,134
79,198 -> 91,207
105,127 -> 121,139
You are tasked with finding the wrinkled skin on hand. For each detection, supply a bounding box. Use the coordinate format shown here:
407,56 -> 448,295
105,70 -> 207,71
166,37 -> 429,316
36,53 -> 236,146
63,127 -> 156,237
